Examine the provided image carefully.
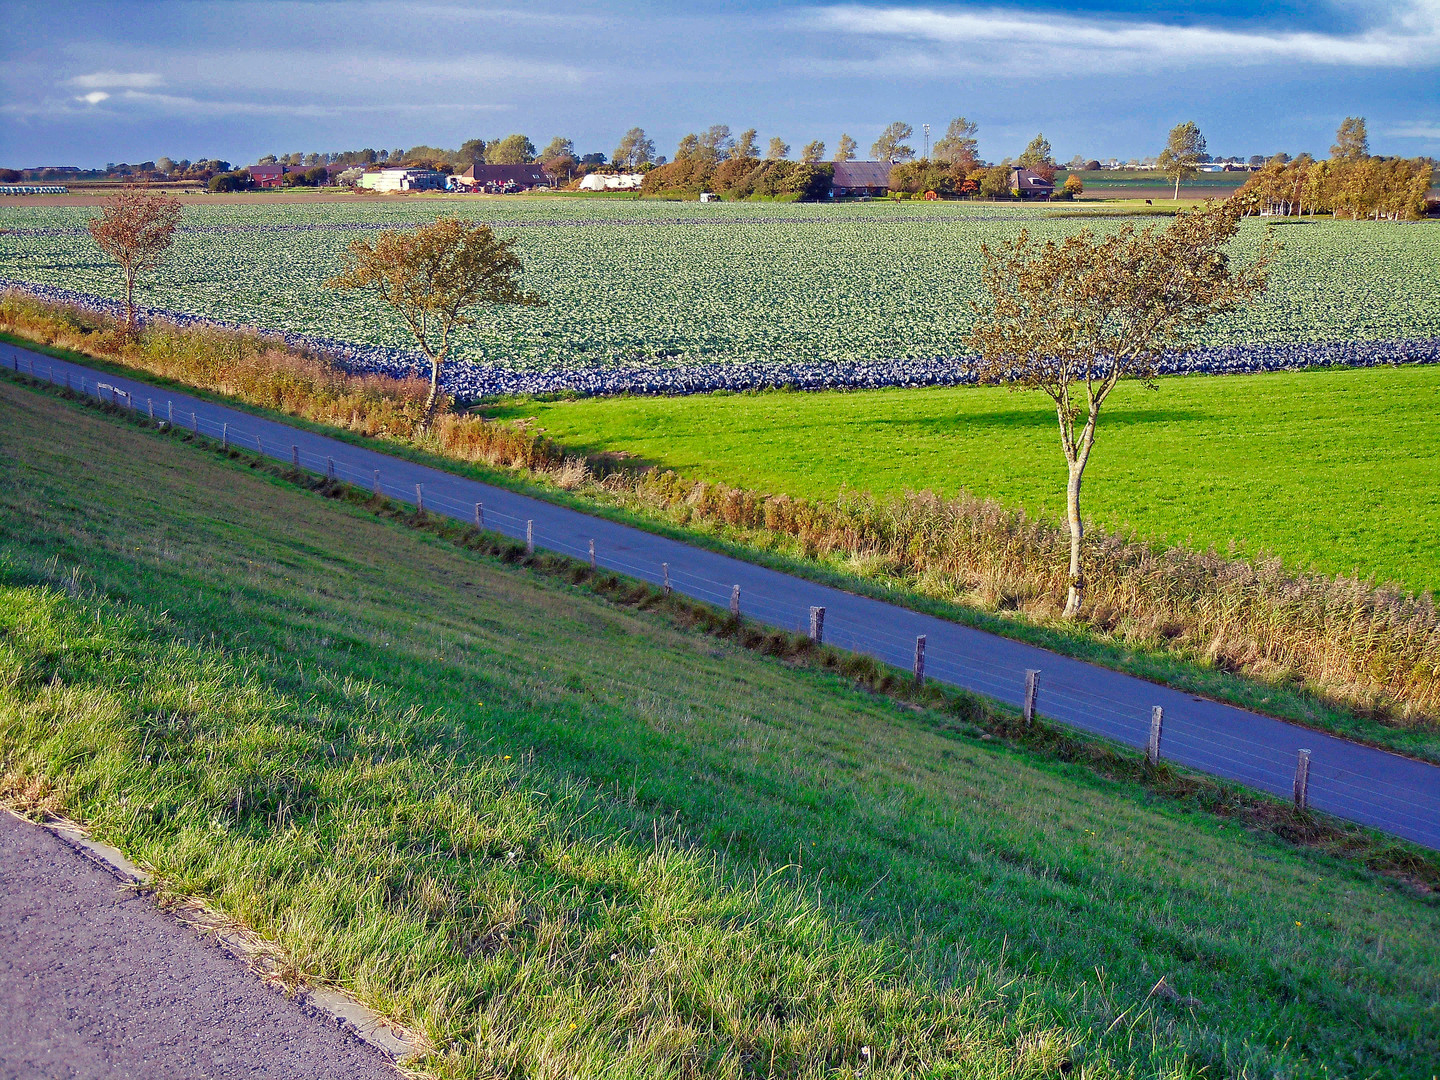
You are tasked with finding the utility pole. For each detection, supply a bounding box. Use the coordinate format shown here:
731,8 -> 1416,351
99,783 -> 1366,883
923,123 -> 931,161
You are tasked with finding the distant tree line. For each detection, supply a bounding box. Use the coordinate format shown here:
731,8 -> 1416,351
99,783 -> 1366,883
1231,118 -> 1434,220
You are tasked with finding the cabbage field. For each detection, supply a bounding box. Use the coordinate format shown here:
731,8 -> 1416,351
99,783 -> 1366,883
2,198 -> 1437,395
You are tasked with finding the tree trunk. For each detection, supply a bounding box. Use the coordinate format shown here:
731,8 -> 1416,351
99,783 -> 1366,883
124,270 -> 135,333
1173,175 -> 1180,201
1063,460 -> 1085,618
418,354 -> 442,435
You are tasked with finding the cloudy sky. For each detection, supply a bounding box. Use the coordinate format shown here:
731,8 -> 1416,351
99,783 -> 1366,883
3,0 -> 1436,168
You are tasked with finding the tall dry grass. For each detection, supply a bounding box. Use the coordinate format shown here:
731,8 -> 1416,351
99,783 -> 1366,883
6,288 -> 1437,728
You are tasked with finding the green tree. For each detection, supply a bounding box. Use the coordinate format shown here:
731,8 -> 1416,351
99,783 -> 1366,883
1157,121 -> 1207,199
834,134 -> 857,162
733,128 -> 759,160
328,217 -> 543,433
539,137 -> 577,177
675,133 -> 702,161
457,139 -> 487,166
800,140 -> 825,163
1331,116 -> 1369,161
977,164 -> 1011,199
612,127 -> 655,169
700,125 -> 735,163
871,122 -> 915,162
966,203 -> 1275,616
933,117 -> 978,167
1018,133 -> 1054,179
766,136 -> 790,160
486,134 -> 537,164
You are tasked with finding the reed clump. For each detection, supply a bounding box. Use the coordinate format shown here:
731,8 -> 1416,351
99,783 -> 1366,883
6,289 -> 1437,728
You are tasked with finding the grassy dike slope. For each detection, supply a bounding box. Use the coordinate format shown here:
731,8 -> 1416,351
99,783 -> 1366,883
498,364 -> 1440,594
1,381 -> 1437,1079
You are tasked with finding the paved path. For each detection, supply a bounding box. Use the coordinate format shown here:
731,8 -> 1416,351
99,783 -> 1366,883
9,346 -> 1440,851
0,812 -> 398,1080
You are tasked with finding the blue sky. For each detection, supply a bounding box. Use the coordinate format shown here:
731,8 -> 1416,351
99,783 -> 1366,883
3,0 -> 1436,168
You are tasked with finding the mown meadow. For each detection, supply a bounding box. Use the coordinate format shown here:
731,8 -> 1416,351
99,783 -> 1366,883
3,381 -> 1438,1078
495,363 -> 1440,594
1,200 -> 1436,377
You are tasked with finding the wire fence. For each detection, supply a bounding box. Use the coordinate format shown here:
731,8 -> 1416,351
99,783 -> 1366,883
11,346 -> 1439,848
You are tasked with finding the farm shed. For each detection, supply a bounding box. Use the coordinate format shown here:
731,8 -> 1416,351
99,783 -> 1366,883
577,173 -> 644,191
1009,167 -> 1054,199
359,168 -> 447,192
831,161 -> 893,197
452,165 -> 556,193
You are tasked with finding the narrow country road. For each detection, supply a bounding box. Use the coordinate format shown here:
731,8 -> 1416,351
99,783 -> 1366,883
9,346 -> 1440,851
0,812 -> 400,1079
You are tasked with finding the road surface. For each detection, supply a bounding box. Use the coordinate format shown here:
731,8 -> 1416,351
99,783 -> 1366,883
0,811 -> 399,1079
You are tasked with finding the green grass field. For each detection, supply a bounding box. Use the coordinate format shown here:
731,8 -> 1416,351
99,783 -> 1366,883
495,363 -> 1440,594
2,380 -> 1438,1077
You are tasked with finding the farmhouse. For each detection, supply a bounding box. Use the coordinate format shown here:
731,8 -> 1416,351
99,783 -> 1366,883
248,163 -> 337,189
830,161 -> 893,198
452,164 -> 555,193
1010,167 -> 1055,199
577,173 -> 644,191
358,168 -> 447,192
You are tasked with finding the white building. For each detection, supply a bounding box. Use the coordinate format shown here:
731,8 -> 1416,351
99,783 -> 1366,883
577,173 -> 645,191
358,168 -> 447,192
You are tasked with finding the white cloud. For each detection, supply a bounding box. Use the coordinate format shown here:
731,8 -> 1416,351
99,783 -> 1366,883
1383,121 -> 1440,138
77,91 -> 110,105
803,1 -> 1440,71
70,71 -> 164,90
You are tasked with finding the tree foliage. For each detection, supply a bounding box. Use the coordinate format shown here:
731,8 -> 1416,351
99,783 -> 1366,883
327,218 -> 542,431
871,122 -> 915,163
1331,116 -> 1369,161
1017,133 -> 1054,178
486,134 -> 537,165
966,203 -> 1275,615
834,134 -> 857,162
800,140 -> 825,164
733,129 -> 758,160
766,136 -> 790,160
612,128 -> 655,169
87,186 -> 184,330
933,117 -> 979,169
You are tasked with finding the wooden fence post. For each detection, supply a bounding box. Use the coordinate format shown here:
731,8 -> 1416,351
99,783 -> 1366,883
1023,669 -> 1040,725
809,606 -> 825,644
526,520 -> 534,555
476,502 -> 485,529
373,469 -> 380,496
167,400 -> 172,423
1147,706 -> 1164,765
222,422 -> 228,450
327,457 -> 335,481
191,412 -> 198,434
147,398 -> 154,419
1293,749 -> 1312,811
913,634 -> 926,686
589,539 -> 597,568
730,584 -> 741,617
416,483 -> 424,515
662,562 -> 671,595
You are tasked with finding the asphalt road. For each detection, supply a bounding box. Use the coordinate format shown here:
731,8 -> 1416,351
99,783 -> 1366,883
0,812 -> 398,1080
9,345 -> 1440,851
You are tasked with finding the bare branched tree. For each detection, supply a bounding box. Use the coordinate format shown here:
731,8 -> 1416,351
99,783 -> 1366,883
87,186 -> 183,331
966,202 -> 1276,617
328,217 -> 542,433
